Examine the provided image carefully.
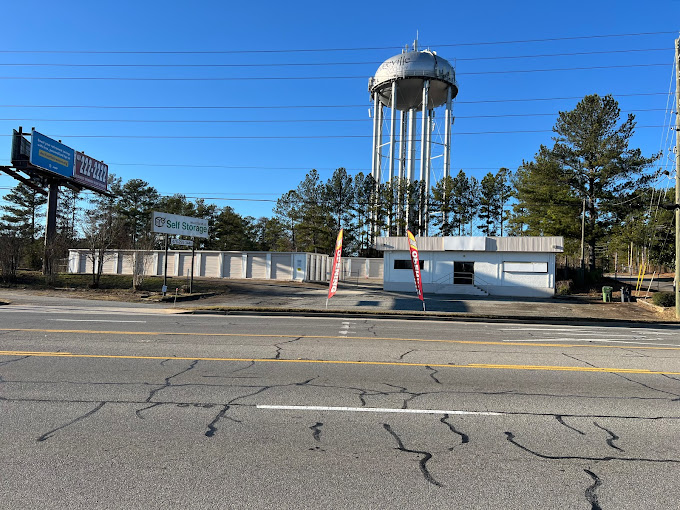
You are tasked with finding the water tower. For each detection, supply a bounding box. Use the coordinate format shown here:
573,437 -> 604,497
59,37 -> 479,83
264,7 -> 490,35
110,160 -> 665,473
368,40 -> 458,234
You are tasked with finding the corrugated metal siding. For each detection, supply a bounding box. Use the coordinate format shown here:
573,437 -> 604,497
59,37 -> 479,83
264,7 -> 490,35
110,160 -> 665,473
375,236 -> 443,252
492,236 -> 564,253
271,254 -> 292,280
247,255 -> 267,279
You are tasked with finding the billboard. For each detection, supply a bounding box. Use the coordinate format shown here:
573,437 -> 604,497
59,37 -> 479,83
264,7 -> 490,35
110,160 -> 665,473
74,152 -> 108,192
11,130 -> 30,166
152,212 -> 209,239
29,130 -> 74,178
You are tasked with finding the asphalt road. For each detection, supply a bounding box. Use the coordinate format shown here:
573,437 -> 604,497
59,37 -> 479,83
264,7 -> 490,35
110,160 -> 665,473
609,274 -> 676,293
1,304 -> 680,509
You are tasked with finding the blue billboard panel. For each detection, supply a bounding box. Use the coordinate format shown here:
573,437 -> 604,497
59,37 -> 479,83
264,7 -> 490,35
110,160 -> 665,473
29,130 -> 74,178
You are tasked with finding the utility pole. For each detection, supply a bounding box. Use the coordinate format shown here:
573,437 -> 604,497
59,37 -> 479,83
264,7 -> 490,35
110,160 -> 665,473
580,197 -> 586,269
674,37 -> 679,319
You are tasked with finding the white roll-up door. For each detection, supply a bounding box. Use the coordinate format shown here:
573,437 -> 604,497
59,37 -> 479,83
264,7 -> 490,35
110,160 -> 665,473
271,254 -> 293,280
247,255 -> 267,279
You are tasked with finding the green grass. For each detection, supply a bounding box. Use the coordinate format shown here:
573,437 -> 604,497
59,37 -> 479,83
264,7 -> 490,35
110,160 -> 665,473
4,270 -> 229,295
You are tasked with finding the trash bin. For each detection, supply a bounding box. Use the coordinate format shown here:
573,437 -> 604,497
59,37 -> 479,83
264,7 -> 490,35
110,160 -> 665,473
620,287 -> 629,303
602,286 -> 613,302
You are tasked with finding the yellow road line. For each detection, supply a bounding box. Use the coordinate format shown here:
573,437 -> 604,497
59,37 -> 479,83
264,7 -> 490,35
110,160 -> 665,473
1,327 -> 679,351
1,350 -> 679,375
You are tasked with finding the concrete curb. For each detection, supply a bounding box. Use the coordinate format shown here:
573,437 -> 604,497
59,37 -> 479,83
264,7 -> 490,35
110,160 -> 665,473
178,306 -> 680,327
636,298 -> 668,313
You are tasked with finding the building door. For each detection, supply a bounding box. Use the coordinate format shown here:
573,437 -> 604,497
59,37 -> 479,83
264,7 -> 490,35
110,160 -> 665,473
454,261 -> 474,285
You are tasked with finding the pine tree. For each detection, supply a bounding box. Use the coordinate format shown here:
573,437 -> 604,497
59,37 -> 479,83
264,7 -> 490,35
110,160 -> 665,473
549,94 -> 659,270
430,176 -> 456,235
0,183 -> 47,240
113,178 -> 160,249
478,172 -> 498,235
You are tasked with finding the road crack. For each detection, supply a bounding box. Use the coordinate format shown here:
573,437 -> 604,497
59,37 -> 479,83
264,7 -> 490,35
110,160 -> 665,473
0,355 -> 31,366
555,415 -> 586,435
440,414 -> 469,446
398,349 -> 415,360
205,404 -> 231,437
37,402 -> 106,442
584,469 -> 603,510
426,366 -> 441,384
383,423 -> 442,487
135,402 -> 162,419
274,336 -> 302,360
593,421 -> 623,451
146,360 -> 199,403
504,431 -> 679,463
310,422 -> 323,441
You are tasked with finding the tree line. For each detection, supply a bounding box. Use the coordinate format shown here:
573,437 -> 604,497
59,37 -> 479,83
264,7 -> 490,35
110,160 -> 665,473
0,93 -> 672,282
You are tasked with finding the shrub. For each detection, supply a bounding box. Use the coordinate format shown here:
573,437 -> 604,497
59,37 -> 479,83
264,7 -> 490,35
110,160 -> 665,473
652,292 -> 676,308
556,280 -> 573,295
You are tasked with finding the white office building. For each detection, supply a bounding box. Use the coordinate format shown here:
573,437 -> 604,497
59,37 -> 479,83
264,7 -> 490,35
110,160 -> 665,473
377,236 -> 564,298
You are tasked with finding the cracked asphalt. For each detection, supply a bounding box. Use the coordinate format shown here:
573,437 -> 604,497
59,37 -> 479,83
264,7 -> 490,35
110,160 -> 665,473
1,300 -> 679,509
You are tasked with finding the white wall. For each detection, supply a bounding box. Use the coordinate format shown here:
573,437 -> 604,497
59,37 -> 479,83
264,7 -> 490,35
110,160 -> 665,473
384,251 -> 556,297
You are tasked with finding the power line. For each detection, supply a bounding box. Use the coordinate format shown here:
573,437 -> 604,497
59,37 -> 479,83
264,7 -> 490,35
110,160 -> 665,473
0,31 -> 674,54
1,92 -> 671,110
0,126 -> 669,140
0,109 -> 665,124
0,48 -> 669,68
0,63 -> 669,80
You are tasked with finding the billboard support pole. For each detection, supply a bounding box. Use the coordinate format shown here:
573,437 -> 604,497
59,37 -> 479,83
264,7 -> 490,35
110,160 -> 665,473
190,240 -> 195,294
42,181 -> 59,276
163,234 -> 169,296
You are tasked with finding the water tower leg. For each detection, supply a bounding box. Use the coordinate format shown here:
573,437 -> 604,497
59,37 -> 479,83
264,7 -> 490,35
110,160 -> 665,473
419,80 -> 430,234
424,109 -> 433,235
388,81 -> 397,234
397,110 -> 406,235
444,85 -> 452,179
371,92 -> 380,183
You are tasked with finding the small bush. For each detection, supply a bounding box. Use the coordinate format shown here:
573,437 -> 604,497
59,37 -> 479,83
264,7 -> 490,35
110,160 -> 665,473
652,292 -> 676,308
556,280 -> 573,295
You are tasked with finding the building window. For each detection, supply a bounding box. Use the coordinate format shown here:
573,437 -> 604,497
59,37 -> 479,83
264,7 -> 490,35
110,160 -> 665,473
503,262 -> 548,273
394,259 -> 424,270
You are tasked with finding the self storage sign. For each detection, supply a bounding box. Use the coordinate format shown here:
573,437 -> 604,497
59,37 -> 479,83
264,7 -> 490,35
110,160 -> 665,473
151,212 -> 209,239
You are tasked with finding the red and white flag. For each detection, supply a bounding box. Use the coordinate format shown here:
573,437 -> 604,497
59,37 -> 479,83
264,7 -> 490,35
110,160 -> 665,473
327,229 -> 344,300
406,230 -> 424,302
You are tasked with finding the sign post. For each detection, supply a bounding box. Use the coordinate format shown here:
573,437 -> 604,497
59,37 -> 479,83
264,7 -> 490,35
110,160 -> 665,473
163,234 -> 169,295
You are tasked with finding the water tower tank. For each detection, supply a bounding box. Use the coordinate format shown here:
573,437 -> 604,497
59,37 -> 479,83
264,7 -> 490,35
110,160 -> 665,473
368,49 -> 458,110
368,44 -> 458,236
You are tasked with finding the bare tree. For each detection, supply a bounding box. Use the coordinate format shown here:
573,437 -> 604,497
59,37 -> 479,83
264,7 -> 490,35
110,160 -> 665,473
82,197 -> 123,288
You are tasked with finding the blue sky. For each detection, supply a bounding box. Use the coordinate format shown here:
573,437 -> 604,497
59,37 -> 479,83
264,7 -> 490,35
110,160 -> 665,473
0,0 -> 678,221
